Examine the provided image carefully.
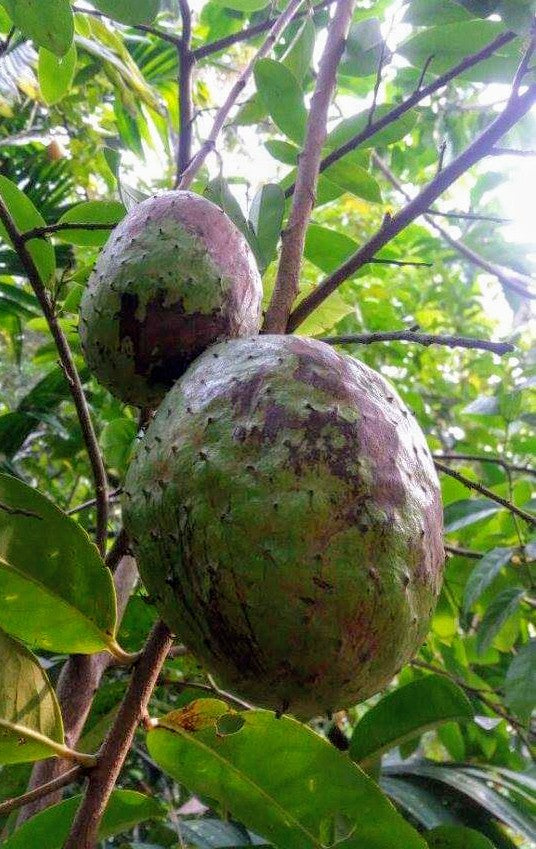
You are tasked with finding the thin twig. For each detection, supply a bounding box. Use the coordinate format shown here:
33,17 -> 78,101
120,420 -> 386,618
178,0 -> 306,189
321,331 -> 514,355
415,54 -> 435,91
0,766 -> 84,817
175,0 -> 194,185
369,258 -> 432,267
444,543 -> 483,560
373,152 -> 536,300
66,487 -> 122,516
72,5 -> 182,47
426,208 -> 511,224
20,221 -> 116,242
287,81 -> 536,330
434,453 -> 536,477
192,0 -> 336,60
63,621 -> 173,849
0,198 -> 109,556
435,460 -> 536,528
263,0 -> 355,333
284,31 -> 516,199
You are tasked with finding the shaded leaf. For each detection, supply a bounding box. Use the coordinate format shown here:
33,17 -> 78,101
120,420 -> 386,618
100,417 -> 138,471
350,676 -> 473,765
476,586 -> 525,654
282,17 -> 315,82
0,0 -> 73,57
92,0 -> 160,26
427,825 -> 496,849
504,639 -> 536,720
0,175 -> 56,288
56,200 -> 125,246
0,628 -> 63,764
248,184 -> 284,271
444,499 -> 501,533
463,547 -> 513,614
147,699 -> 427,849
254,58 -> 307,145
38,44 -> 76,105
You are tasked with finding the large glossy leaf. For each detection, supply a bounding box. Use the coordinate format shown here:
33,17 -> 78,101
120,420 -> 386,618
463,547 -> 513,613
147,699 -> 426,849
92,0 -> 160,25
0,474 -> 118,654
350,676 -> 473,765
504,639 -> 536,720
38,45 -> 76,105
427,826 -> 496,848
323,156 -> 382,203
326,105 -> 417,151
384,762 -> 536,844
56,200 -> 125,246
304,224 -> 357,274
0,628 -> 63,764
254,59 -> 307,145
2,789 -> 165,849
380,777 -> 460,830
180,817 -> 268,848
476,587 -> 525,654
0,176 -> 56,288
0,0 -> 73,57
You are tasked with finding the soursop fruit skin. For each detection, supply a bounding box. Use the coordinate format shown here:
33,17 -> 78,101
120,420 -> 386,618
123,335 -> 444,717
79,191 -> 262,406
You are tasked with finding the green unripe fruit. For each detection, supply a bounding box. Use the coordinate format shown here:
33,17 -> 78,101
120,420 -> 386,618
79,191 -> 262,406
123,336 -> 444,717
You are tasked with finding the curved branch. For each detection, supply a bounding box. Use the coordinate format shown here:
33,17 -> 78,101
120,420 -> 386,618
178,0 -> 306,189
287,82 -> 536,331
20,222 -> 116,241
0,766 -> 83,818
320,331 -> 513,356
434,453 -> 536,477
63,621 -> 173,849
263,0 -> 356,333
0,197 -> 109,556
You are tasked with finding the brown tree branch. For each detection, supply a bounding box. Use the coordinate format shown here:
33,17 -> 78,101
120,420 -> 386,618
263,0 -> 355,333
372,152 -> 536,300
17,553 -> 138,822
175,0 -> 194,186
66,487 -> 122,516
444,543 -> 483,560
178,0 -> 306,190
287,81 -> 536,331
63,621 -> 173,849
192,0 -> 336,60
20,222 -> 116,241
426,209 -> 511,225
283,31 -> 516,199
435,460 -> 536,528
320,331 -> 514,356
434,453 -> 536,477
0,197 -> 109,556
0,766 -> 84,818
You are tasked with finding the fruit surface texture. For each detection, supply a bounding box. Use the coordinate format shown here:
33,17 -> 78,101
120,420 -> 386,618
123,335 -> 444,716
79,191 -> 262,406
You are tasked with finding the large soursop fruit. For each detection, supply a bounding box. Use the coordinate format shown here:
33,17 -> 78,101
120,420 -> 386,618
79,191 -> 262,406
123,336 -> 444,717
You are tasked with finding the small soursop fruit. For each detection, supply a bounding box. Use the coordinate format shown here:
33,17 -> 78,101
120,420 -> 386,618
79,191 -> 262,406
123,335 -> 444,717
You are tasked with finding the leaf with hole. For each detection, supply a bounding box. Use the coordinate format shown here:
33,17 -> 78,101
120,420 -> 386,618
147,699 -> 427,849
0,474 -> 119,654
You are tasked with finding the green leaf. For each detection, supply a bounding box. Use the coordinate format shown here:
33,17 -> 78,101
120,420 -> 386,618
92,0 -> 160,25
248,184 -> 284,271
476,586 -> 525,654
398,22 -> 521,84
0,473 -> 118,654
380,777 -> 459,830
463,547 -> 513,614
404,0 -> 472,25
326,105 -> 417,151
305,224 -> 357,273
180,817 -> 269,849
100,417 -> 138,470
56,200 -> 125,246
0,628 -> 64,765
147,699 -> 427,849
282,17 -> 315,82
349,676 -> 473,765
444,499 -> 501,532
0,0 -> 73,56
38,44 -> 77,105
340,18 -> 385,78
2,789 -> 165,849
504,639 -> 536,720
211,0 -> 269,11
254,58 -> 307,145
427,825 -> 496,849
204,177 -> 261,264
265,140 -> 300,165
0,176 -> 56,289
323,155 -> 382,203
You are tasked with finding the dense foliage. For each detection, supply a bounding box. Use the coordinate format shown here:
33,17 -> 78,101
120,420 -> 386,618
0,1 -> 534,848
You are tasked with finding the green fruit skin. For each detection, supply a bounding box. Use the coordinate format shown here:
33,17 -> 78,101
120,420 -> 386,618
79,190 -> 262,407
123,336 -> 444,717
